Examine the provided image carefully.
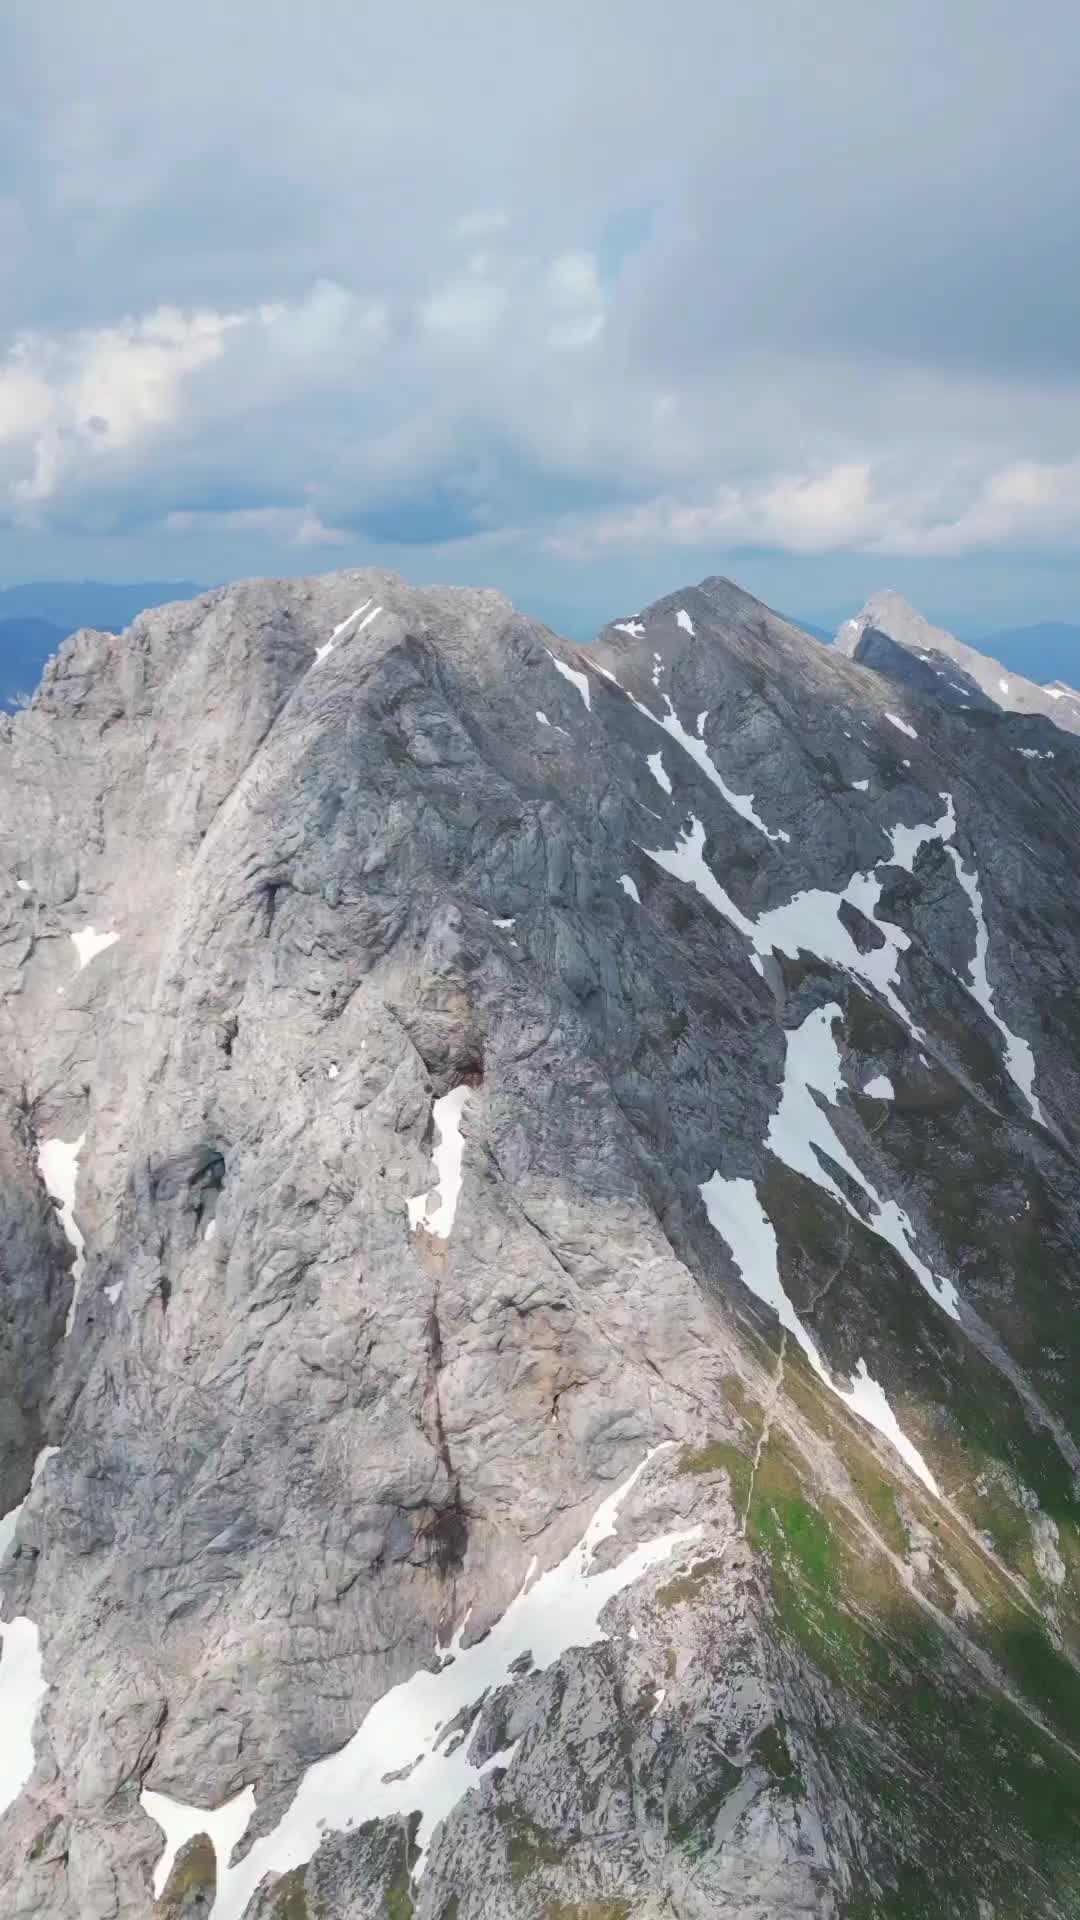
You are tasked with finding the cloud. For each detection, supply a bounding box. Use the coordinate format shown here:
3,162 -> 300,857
4,0 -> 1080,578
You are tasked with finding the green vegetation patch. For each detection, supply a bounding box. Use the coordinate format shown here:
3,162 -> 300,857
657,1553 -> 728,1610
498,1810 -> 567,1885
678,1438 -> 752,1507
160,1833 -> 216,1913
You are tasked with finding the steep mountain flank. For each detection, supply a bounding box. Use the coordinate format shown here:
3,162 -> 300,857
836,588 -> 1080,737
2,570 -> 1079,1918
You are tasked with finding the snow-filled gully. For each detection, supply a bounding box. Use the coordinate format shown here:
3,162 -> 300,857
700,1008 -> 941,1498
142,1450 -> 701,1915
408,1086 -> 471,1237
641,786 -> 1045,1126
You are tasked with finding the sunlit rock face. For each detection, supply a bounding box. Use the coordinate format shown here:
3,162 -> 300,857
2,568 -> 1080,1918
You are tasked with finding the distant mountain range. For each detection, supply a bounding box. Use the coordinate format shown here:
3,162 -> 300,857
975,621 -> 1080,687
0,582 -> 201,709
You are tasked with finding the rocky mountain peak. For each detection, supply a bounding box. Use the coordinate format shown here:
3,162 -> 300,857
2,570 -> 1080,1918
836,589 -> 1080,736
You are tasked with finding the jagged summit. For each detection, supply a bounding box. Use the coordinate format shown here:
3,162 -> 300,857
836,589 -> 1080,735
2,570 -> 1080,1918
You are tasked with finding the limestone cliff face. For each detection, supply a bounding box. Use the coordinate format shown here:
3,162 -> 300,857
2,570 -> 1079,1919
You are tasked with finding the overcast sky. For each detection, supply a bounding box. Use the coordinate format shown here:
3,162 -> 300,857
3,0 -> 1080,632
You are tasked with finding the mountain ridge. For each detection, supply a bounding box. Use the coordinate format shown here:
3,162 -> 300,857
835,588 -> 1080,734
1,568 -> 1079,1918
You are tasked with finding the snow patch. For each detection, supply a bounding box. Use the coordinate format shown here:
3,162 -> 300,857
675,608 -> 695,636
493,917 -> 516,929
1016,747 -> 1054,761
142,1785 -> 257,1901
0,1448 -> 59,1818
695,710 -> 708,737
700,1173 -> 937,1493
407,1087 -> 471,1238
105,1281 -> 123,1302
613,620 -> 645,637
618,874 -> 641,903
851,778 -> 869,792
327,1063 -> 339,1080
999,677 -> 1010,695
641,817 -> 755,941
15,879 -> 29,892
70,926 -> 118,971
646,751 -> 672,796
767,1007 -> 957,1320
545,648 -> 591,709
314,598 -> 374,665
651,651 -> 664,687
38,1134 -> 86,1334
627,691 -> 788,842
944,849 -> 1046,1125
535,710 -> 551,727
885,712 -> 918,739
147,1453 -> 700,1916
862,1074 -> 895,1100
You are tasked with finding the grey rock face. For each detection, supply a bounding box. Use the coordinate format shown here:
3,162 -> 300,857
2,568 -> 1080,1918
836,586 -> 1080,734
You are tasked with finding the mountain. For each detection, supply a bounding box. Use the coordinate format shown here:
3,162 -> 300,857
2,571 -> 1080,1919
978,621 -> 1080,690
0,584 -> 202,712
835,589 -> 1080,734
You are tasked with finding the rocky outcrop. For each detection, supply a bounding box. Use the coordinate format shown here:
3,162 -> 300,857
2,569 -> 1080,1917
835,586 -> 1080,735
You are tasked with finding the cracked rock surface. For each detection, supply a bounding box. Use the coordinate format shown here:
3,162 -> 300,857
2,569 -> 1080,1917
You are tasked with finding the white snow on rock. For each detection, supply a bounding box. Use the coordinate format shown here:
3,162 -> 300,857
862,1074 -> 895,1100
646,751 -> 672,796
407,1086 -> 471,1237
145,1452 -> 700,1917
944,848 -> 1046,1125
651,651 -> 664,687
0,1447 -> 59,1819
695,710 -> 708,737
851,779 -> 869,792
15,879 -> 29,892
545,648 -> 591,709
142,1785 -> 257,1901
105,1281 -> 123,1302
327,1063 -> 339,1080
641,817 -> 755,942
627,691 -> 788,842
535,710 -> 551,727
314,598 -> 375,665
37,1133 -> 86,1334
676,608 -> 695,636
70,926 -> 119,971
204,1220 -> 218,1243
885,791 -> 955,872
493,917 -> 516,929
619,874 -> 641,903
999,678 -> 1010,695
885,712 -> 918,739
613,619 -> 645,637
1016,747 -> 1054,761
699,1173 -> 938,1494
767,1006 -> 957,1319
0,1618 -> 46,1820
